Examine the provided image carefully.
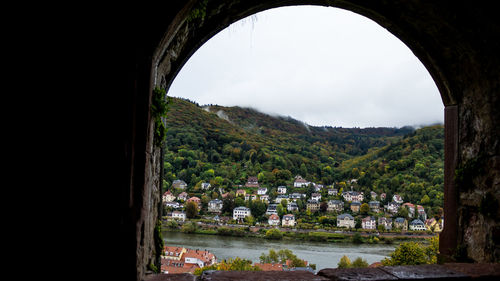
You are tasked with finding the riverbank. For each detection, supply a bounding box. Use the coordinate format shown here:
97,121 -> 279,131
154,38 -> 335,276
162,231 -> 397,271
162,219 -> 435,245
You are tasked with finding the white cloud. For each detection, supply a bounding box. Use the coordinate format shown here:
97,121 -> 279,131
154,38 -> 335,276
168,6 -> 443,128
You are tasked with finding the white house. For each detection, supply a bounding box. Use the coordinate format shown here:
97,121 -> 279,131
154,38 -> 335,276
337,213 -> 355,228
409,219 -> 426,231
328,188 -> 338,196
293,175 -> 310,188
275,195 -> 288,204
385,201 -> 400,214
362,216 -> 376,230
311,193 -> 321,201
277,186 -> 287,194
172,211 -> 186,221
393,194 -> 403,204
165,201 -> 181,209
162,191 -> 176,202
201,182 -> 211,190
257,187 -> 268,195
282,214 -> 296,227
342,191 -> 363,202
233,206 -> 251,220
268,214 -> 280,226
208,199 -> 223,213
260,194 -> 269,203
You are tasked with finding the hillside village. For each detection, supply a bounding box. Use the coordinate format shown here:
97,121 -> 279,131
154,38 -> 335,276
163,174 -> 443,233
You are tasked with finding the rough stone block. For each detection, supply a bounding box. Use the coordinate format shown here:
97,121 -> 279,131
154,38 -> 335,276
443,263 -> 500,279
201,270 -> 328,281
379,264 -> 468,280
318,267 -> 398,280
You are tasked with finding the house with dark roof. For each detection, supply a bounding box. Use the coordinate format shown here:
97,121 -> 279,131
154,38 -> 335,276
337,213 -> 355,228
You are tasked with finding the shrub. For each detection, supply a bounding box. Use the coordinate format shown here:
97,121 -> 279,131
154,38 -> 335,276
337,255 -> 351,268
352,233 -> 363,244
265,228 -> 283,240
351,257 -> 369,268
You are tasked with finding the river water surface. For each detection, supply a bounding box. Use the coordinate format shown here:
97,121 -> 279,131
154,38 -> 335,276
163,231 -> 396,271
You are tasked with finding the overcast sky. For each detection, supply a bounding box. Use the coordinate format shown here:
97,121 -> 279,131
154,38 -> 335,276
168,6 -> 444,128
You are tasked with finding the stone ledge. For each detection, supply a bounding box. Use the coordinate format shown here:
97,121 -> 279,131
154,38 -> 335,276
145,263 -> 500,280
200,270 -> 328,280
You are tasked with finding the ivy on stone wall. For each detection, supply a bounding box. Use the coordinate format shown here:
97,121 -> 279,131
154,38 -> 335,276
151,87 -> 169,146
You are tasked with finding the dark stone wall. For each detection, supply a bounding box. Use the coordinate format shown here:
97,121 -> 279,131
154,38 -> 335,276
94,1 -> 499,280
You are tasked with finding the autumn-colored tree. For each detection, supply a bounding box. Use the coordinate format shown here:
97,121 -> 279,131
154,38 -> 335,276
360,203 -> 370,214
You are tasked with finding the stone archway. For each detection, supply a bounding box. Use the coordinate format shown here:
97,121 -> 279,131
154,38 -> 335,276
113,1 -> 499,280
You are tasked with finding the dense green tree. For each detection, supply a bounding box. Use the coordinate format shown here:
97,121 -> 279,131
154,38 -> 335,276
185,201 -> 198,219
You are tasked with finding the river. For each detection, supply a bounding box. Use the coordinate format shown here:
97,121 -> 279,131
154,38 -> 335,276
163,231 -> 396,271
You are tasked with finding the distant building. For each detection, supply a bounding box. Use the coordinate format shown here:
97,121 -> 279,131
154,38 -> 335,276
385,201 -> 400,214
277,186 -> 287,194
208,199 -> 223,213
236,189 -> 246,197
162,190 -> 176,202
311,193 -> 321,201
172,179 -> 187,189
254,263 -> 283,271
161,246 -> 216,274
350,201 -> 361,213
362,216 -> 376,230
409,219 -> 426,231
342,191 -> 364,202
201,182 -> 211,190
327,200 -> 344,212
306,199 -> 320,212
258,187 -> 268,195
370,191 -> 378,200
233,206 -> 251,220
369,201 -> 380,213
165,201 -> 181,209
268,214 -> 280,226
337,213 -> 355,228
260,194 -> 269,203
402,203 -> 415,216
287,202 -> 299,212
378,217 -> 392,230
417,205 -> 427,220
171,211 -> 186,221
275,195 -> 288,204
394,217 -> 408,230
293,175 -> 310,188
289,193 -> 304,201
266,204 -> 278,216
246,176 -> 259,188
282,214 -> 296,227
393,194 -> 403,204
177,192 -> 188,201
328,188 -> 338,196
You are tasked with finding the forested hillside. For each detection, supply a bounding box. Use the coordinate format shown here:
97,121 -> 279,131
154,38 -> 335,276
163,96 -> 444,222
338,125 -> 444,216
164,97 -> 414,186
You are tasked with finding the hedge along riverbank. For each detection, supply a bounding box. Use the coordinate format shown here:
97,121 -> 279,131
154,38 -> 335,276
162,221 -> 430,244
